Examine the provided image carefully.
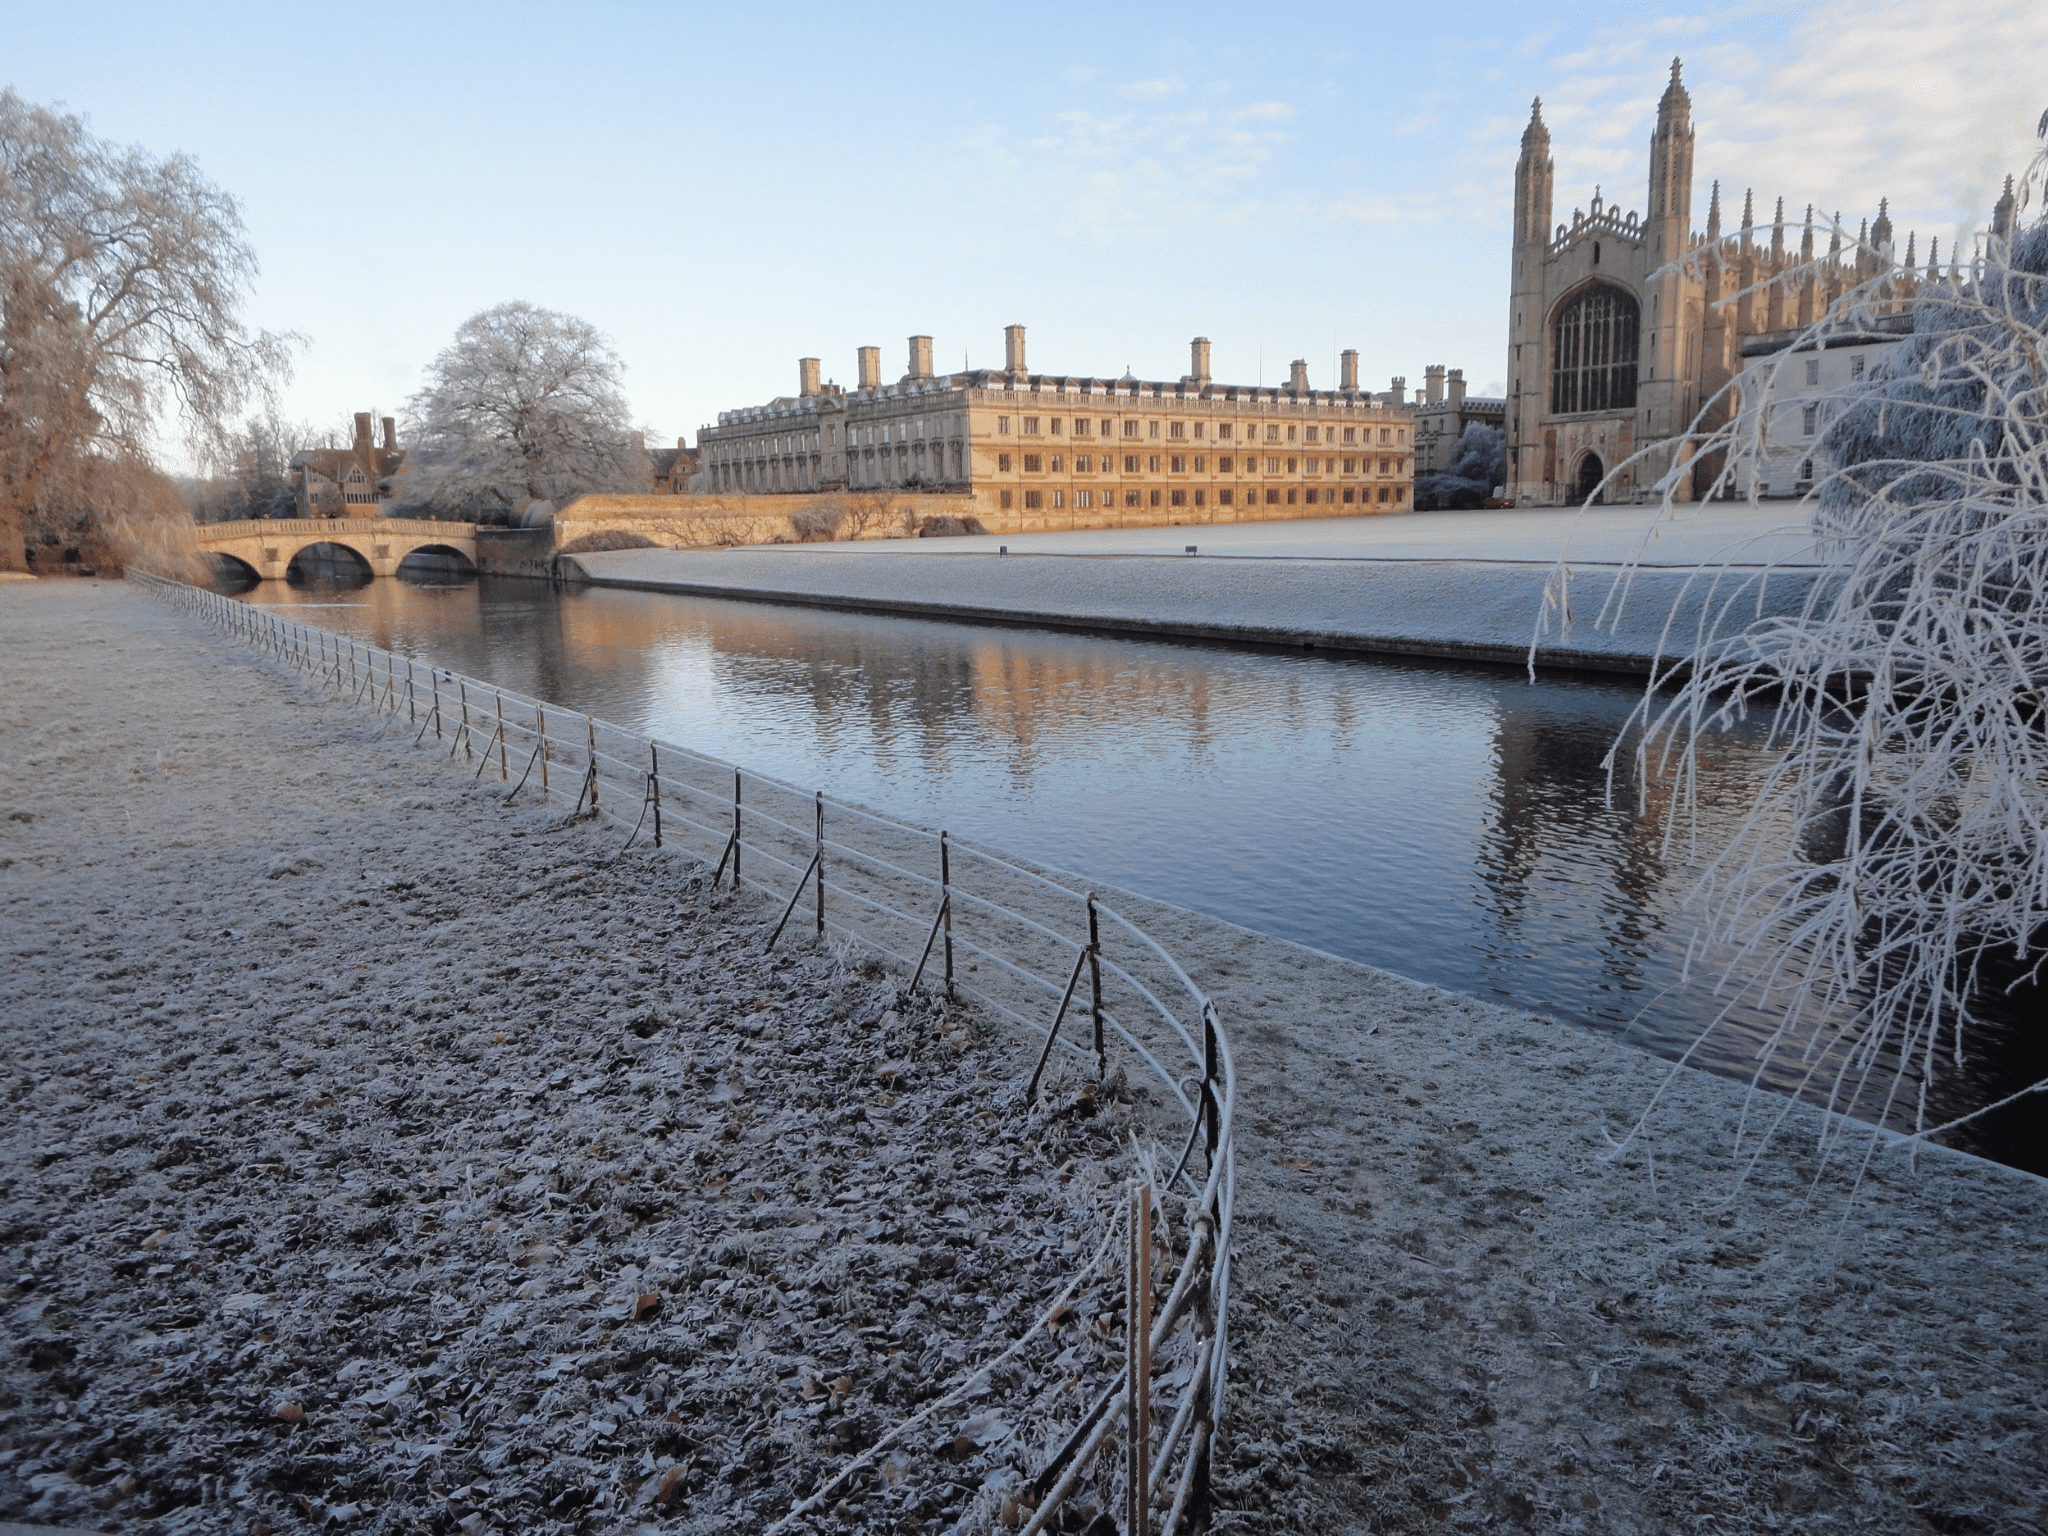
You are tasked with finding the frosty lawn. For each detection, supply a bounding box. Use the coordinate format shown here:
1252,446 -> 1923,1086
3,579 -> 2043,1535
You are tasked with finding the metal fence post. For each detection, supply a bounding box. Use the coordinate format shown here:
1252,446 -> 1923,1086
650,743 -> 663,848
940,830 -> 956,999
1203,1003 -> 1220,1164
814,792 -> 826,938
537,707 -> 550,793
496,693 -> 509,780
1127,1181 -> 1154,1536
1089,894 -> 1105,1080
733,770 -> 742,888
584,717 -> 599,812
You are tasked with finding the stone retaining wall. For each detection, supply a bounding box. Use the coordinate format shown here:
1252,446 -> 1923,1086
553,492 -> 983,553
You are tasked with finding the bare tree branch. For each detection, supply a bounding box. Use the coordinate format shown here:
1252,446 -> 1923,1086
0,88 -> 296,571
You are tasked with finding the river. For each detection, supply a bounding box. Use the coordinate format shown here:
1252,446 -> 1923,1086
233,570 -> 2043,1173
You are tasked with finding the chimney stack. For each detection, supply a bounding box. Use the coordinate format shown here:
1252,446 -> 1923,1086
1004,324 -> 1028,377
380,416 -> 397,451
1288,359 -> 1310,394
907,335 -> 934,381
1339,349 -> 1359,392
353,412 -> 373,450
1189,336 -> 1212,386
1388,376 -> 1407,405
799,357 -> 822,397
1447,369 -> 1466,408
857,346 -> 881,390
1425,364 -> 1446,405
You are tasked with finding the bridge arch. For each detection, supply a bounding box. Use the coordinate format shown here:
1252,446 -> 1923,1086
284,540 -> 375,585
203,550 -> 263,587
394,543 -> 478,581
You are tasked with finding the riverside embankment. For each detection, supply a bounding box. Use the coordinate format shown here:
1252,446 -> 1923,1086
559,503 -> 1830,677
4,579 -> 2043,1535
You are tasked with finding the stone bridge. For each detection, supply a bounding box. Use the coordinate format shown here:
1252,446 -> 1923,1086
194,518 -> 480,581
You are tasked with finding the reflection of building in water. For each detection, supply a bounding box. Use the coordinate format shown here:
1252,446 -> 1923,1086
1477,700 -> 1679,972
696,328 -> 1417,530
545,587 -> 1397,784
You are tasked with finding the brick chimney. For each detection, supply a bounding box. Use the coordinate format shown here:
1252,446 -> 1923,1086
1288,359 -> 1309,394
1425,364 -> 1446,405
1004,324 -> 1028,377
1339,350 -> 1359,392
380,416 -> 397,451
857,346 -> 881,390
1447,369 -> 1467,408
799,357 -> 822,397
907,335 -> 934,380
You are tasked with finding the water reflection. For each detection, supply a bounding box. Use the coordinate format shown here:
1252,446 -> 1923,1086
238,574 -> 2037,1171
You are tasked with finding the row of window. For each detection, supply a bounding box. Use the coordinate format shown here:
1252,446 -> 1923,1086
995,453 -> 1406,475
996,486 -> 1409,511
1798,355 -> 1866,386
995,415 -> 1404,445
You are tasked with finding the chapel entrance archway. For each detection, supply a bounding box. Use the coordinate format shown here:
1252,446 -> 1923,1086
1574,453 -> 1606,506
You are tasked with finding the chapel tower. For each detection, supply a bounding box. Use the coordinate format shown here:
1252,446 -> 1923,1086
1639,60 -> 1698,491
1505,99 -> 1554,501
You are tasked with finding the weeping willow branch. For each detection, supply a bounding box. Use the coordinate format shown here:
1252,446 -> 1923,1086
1553,131 -> 2048,1167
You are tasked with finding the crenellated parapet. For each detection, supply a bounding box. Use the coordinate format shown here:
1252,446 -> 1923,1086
1548,190 -> 1647,256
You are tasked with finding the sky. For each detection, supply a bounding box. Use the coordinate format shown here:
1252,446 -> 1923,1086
9,0 -> 2044,464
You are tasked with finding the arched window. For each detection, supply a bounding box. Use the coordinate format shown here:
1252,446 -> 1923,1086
1551,285 -> 1640,415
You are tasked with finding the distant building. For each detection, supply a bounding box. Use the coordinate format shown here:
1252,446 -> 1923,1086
1410,366 -> 1507,478
1730,317 -> 1911,498
1506,58 -> 1987,506
648,438 -> 698,494
695,329 -> 1417,528
292,413 -> 406,519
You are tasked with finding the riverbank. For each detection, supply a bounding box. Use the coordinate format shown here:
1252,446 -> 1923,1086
0,583 -> 1156,1535
4,580 -> 2042,1535
560,505 -> 1828,676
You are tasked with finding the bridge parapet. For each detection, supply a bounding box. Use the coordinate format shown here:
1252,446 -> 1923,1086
193,518 -> 484,581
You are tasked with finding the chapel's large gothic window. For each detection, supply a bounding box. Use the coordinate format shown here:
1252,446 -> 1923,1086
1550,285 -> 1640,415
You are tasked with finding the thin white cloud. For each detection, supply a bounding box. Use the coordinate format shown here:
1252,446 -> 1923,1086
1118,77 -> 1185,100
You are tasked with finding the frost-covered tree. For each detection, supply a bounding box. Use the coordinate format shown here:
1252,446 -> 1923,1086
399,302 -> 651,524
0,89 -> 292,572
1415,422 -> 1506,510
1569,140 -> 2048,1162
187,408 -> 321,523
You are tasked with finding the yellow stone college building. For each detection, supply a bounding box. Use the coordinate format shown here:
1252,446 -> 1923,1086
696,329 -> 1415,530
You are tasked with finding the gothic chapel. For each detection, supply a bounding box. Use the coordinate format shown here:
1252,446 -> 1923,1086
1504,59 -> 1952,506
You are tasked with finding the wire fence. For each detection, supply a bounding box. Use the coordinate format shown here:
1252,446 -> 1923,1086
136,570 -> 1239,1536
